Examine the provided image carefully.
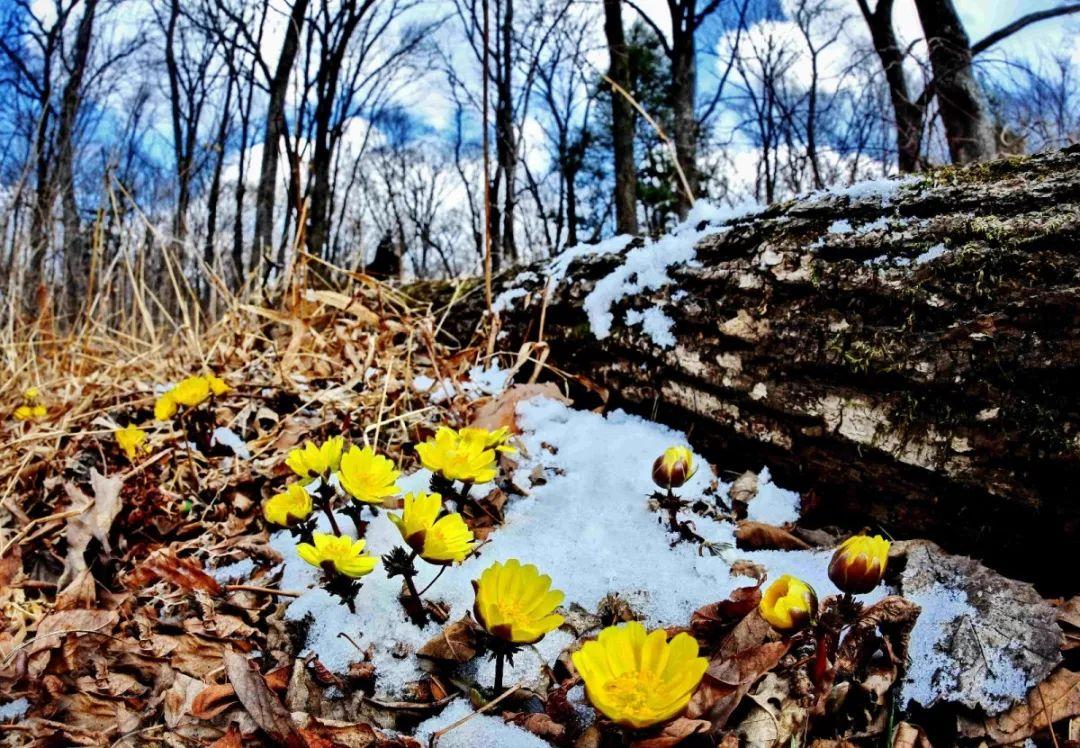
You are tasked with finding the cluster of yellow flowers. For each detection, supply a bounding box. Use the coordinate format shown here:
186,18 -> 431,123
154,374 -> 229,421
416,425 -> 515,485
472,558 -> 708,729
759,534 -> 892,632
12,388 -> 47,421
266,427 -> 518,599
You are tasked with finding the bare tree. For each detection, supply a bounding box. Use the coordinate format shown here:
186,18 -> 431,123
603,0 -> 637,235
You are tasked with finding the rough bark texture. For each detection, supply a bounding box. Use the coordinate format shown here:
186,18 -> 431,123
441,148 -> 1080,593
914,0 -> 996,165
603,0 -> 638,236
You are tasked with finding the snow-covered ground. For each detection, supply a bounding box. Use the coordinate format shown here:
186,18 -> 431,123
269,373 -> 1042,743
269,394 -> 895,743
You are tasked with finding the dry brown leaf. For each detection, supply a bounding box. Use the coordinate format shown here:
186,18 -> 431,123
630,716 -> 711,747
191,683 -> 241,720
691,584 -> 762,642
892,721 -> 932,748
60,469 -> 124,587
687,640 -> 791,731
210,723 -> 245,748
835,596 -> 921,680
222,649 -> 306,748
132,548 -> 223,596
506,712 -> 567,742
416,617 -> 479,663
958,668 -> 1080,744
469,382 -> 570,433
734,520 -> 810,550
27,609 -> 119,678
736,672 -> 805,746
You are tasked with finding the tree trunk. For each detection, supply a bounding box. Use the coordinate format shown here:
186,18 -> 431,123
603,0 -> 638,235
857,0 -> 924,173
453,148 -> 1080,594
252,0 -> 309,264
670,15 -> 698,218
913,0 -> 996,164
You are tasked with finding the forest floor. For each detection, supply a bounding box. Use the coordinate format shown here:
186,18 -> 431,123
0,274 -> 1078,747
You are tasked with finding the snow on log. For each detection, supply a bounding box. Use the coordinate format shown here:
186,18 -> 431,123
435,147 -> 1080,593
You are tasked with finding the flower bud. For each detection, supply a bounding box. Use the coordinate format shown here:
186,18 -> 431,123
759,574 -> 817,633
652,446 -> 696,489
828,534 -> 890,594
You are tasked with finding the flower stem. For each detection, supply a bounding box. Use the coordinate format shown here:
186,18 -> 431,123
417,565 -> 447,596
666,487 -> 679,533
317,483 -> 343,536
323,504 -> 343,536
494,651 -> 506,694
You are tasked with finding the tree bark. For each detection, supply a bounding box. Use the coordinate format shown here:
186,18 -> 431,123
669,4 -> 698,218
252,0 -> 310,265
913,0 -> 996,164
856,0 -> 924,173
603,0 -> 638,236
454,148 -> 1080,593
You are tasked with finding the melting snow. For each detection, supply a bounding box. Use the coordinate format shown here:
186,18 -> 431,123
624,307 -> 677,348
914,243 -> 947,265
211,427 -> 251,460
211,558 -> 256,584
415,698 -> 549,747
0,698 -> 29,721
270,393 -> 1035,741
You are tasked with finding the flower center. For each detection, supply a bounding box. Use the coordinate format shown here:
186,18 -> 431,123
495,599 -> 531,627
603,670 -> 659,714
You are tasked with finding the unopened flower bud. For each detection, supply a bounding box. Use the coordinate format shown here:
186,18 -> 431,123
759,574 -> 817,633
828,534 -> 890,594
652,446 -> 696,489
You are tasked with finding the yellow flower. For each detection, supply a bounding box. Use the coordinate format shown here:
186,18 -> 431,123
115,425 -> 149,460
572,621 -> 707,729
14,388 -> 47,421
286,436 -> 345,479
264,483 -> 314,526
472,559 -> 565,644
296,533 -> 377,578
828,534 -> 890,594
459,426 -> 518,454
154,374 -> 229,420
759,575 -> 818,633
338,445 -> 401,504
416,427 -> 498,484
389,492 -> 475,564
154,392 -> 178,421
652,446 -> 696,489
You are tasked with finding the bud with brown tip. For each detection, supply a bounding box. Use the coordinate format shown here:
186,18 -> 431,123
652,446 -> 696,490
828,534 -> 890,594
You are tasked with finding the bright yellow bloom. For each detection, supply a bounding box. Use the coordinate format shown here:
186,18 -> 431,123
115,425 -> 149,460
416,427 -> 498,484
828,534 -> 890,594
14,388 -> 47,421
459,426 -> 518,454
572,621 -> 707,729
154,392 -> 178,421
338,445 -> 401,504
296,533 -> 377,578
652,446 -> 696,489
473,559 -> 565,644
286,436 -> 345,479
759,575 -> 818,633
14,405 -> 47,421
154,374 -> 229,420
264,483 -> 314,526
389,492 -> 475,564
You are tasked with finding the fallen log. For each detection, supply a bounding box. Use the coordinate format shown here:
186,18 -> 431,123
431,147 -> 1080,594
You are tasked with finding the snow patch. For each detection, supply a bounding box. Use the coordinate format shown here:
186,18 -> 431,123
914,243 -> 947,265
625,307 -> 677,348
745,467 -> 800,526
212,558 -> 256,584
414,698 -> 549,747
0,698 -> 29,721
211,427 -> 251,460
